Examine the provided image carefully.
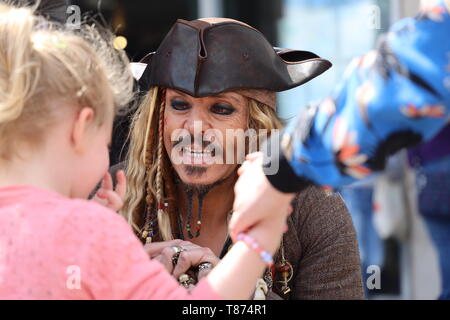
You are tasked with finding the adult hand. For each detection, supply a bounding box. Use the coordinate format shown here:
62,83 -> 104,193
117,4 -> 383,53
144,240 -> 220,279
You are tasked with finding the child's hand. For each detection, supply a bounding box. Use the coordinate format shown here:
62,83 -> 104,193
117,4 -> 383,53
229,152 -> 295,241
91,170 -> 127,212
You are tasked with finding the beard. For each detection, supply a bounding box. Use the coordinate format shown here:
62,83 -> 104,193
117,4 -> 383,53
173,168 -> 236,239
174,169 -> 231,195
183,165 -> 208,178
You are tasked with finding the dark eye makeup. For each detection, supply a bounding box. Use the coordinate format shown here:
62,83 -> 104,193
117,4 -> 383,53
169,97 -> 236,115
210,103 -> 236,115
170,99 -> 190,111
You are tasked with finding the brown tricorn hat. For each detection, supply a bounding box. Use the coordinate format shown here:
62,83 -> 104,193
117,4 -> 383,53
131,18 -> 332,108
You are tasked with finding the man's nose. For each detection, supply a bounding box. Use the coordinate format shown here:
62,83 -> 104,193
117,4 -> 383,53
184,107 -> 212,135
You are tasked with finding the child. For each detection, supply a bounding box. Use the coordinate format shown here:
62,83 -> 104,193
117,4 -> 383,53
0,3 -> 290,299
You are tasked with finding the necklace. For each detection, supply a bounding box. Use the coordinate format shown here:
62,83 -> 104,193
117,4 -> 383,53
274,238 -> 293,295
177,208 -> 231,250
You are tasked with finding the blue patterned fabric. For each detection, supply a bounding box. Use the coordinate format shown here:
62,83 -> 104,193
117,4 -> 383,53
282,0 -> 450,188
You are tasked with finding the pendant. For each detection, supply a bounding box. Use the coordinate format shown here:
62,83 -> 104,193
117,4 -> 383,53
275,260 -> 293,295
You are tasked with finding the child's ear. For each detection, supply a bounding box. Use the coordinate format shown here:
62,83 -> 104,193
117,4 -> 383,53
71,107 -> 95,154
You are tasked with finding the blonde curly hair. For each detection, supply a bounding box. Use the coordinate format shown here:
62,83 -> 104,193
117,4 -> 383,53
0,2 -> 134,161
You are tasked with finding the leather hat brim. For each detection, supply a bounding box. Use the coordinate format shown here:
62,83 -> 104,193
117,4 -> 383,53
131,48 -> 332,92
274,48 -> 332,90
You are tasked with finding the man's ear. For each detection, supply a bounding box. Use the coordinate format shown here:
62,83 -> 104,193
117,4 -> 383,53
71,107 -> 95,154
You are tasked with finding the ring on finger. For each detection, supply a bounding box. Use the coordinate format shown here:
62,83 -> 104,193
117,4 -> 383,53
171,245 -> 187,266
170,245 -> 185,254
198,262 -> 213,272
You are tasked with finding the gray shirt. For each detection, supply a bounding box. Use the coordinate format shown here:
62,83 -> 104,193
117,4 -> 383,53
268,185 -> 364,299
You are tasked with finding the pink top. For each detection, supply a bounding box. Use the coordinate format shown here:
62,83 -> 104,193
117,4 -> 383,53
0,186 -> 221,300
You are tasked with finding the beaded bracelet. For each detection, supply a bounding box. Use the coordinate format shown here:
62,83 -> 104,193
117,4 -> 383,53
236,233 -> 274,267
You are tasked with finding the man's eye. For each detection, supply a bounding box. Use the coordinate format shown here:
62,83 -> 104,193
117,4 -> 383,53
211,104 -> 235,115
170,100 -> 190,111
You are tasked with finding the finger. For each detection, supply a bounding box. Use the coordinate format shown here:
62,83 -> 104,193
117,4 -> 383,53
232,179 -> 245,212
228,210 -> 255,239
95,189 -> 107,199
161,246 -> 178,269
230,230 -> 237,243
115,170 -> 127,200
153,254 -> 174,273
245,152 -> 263,162
237,161 -> 250,176
103,172 -> 114,191
230,183 -> 253,231
90,195 -> 108,206
238,155 -> 264,177
172,252 -> 194,278
178,241 -> 200,251
229,225 -> 252,244
99,190 -> 123,211
172,250 -> 204,278
143,239 -> 184,257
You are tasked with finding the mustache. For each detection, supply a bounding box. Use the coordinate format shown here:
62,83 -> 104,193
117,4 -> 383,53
172,133 -> 222,152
